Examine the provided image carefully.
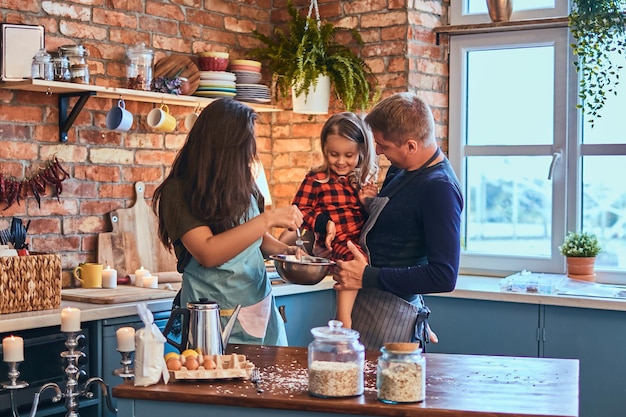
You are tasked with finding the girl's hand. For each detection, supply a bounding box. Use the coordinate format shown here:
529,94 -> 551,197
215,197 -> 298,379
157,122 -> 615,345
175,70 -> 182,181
358,182 -> 378,205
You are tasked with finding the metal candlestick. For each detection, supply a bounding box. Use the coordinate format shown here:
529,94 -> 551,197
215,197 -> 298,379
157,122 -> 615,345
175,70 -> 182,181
1,361 -> 29,417
26,330 -> 117,417
113,350 -> 135,381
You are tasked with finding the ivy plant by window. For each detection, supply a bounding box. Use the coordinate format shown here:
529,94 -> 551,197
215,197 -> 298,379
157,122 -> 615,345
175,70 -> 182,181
448,25 -> 626,284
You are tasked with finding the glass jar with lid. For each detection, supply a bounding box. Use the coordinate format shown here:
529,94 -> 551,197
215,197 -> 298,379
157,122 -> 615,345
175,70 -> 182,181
308,320 -> 364,398
59,44 -> 89,67
126,42 -> 154,91
31,49 -> 53,80
51,53 -> 70,82
376,342 -> 426,404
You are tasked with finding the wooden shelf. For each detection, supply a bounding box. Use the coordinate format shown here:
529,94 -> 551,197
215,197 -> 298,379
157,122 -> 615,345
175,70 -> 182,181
1,79 -> 279,142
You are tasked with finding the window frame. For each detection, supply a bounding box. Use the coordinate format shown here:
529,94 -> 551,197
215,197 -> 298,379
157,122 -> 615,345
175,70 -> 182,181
449,0 -> 569,25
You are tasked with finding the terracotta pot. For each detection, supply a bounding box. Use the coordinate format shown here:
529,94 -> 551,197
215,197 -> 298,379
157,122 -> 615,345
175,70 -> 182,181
566,257 -> 596,281
486,0 -> 513,22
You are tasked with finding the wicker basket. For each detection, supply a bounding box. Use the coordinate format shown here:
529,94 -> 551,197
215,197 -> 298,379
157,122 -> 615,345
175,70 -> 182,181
0,253 -> 62,314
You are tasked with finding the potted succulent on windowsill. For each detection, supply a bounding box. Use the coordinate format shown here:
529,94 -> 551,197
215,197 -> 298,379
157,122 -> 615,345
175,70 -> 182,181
559,231 -> 602,281
249,0 -> 377,114
569,0 -> 626,127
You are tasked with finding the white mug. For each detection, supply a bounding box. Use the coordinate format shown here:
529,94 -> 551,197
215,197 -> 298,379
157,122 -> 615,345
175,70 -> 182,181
184,111 -> 199,130
147,104 -> 176,132
106,99 -> 133,132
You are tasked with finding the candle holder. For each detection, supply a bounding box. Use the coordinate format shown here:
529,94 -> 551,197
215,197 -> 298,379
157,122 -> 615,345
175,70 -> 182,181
113,350 -> 135,381
1,361 -> 29,417
24,330 -> 117,417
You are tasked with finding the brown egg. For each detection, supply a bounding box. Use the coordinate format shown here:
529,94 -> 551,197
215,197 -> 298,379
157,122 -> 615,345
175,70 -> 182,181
203,358 -> 217,370
185,356 -> 199,371
166,358 -> 182,371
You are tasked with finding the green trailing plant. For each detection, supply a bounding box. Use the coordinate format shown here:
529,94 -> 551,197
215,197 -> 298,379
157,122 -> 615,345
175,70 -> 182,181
569,0 -> 626,127
559,231 -> 602,257
250,0 -> 377,112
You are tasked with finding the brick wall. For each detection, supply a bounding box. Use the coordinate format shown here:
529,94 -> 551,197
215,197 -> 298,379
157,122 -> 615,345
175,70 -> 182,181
0,0 -> 448,286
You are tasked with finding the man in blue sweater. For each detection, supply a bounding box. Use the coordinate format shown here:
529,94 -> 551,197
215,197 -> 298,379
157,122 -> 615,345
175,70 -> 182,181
333,92 -> 464,350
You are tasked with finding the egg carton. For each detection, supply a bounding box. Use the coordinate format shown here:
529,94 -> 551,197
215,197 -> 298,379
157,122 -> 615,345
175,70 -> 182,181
169,353 -> 254,381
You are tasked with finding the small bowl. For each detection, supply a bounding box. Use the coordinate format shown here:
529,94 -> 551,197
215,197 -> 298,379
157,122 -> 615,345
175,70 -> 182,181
198,56 -> 229,71
269,254 -> 335,285
198,51 -> 229,59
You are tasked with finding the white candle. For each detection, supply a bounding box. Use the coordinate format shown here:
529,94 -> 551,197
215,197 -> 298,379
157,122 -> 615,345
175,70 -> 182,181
116,327 -> 136,352
102,265 -> 117,288
134,266 -> 149,287
61,306 -> 81,332
2,335 -> 24,362
142,274 -> 158,289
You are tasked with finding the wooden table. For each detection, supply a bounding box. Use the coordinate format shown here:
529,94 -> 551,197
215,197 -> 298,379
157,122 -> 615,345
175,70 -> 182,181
112,345 -> 579,417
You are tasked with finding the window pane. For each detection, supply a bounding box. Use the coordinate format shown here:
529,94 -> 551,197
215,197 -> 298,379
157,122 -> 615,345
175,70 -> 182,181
466,46 -> 554,146
468,0 -> 556,14
582,156 -> 626,269
582,50 -> 626,144
465,156 -> 552,257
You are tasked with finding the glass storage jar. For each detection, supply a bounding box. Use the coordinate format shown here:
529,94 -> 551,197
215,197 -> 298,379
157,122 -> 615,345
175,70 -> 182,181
308,320 -> 364,398
376,342 -> 425,404
59,45 -> 90,84
51,53 -> 70,82
126,42 -> 154,91
31,49 -> 53,80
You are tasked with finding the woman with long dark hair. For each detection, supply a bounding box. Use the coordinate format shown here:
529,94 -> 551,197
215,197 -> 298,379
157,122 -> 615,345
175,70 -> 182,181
153,99 -> 303,345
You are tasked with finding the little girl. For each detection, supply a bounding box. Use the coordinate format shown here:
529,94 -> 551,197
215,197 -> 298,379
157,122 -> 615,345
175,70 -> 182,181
290,112 -> 378,328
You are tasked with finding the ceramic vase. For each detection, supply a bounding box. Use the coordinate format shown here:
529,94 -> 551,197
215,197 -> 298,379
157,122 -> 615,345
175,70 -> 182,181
486,0 -> 513,22
292,75 -> 330,115
566,257 -> 596,281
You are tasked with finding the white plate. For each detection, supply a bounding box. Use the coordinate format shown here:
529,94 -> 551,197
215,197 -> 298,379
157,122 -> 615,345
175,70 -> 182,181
199,71 -> 236,81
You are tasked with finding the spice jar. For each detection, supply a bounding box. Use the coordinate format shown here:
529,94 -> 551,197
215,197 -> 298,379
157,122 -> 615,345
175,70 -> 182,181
376,342 -> 425,404
126,42 -> 154,91
51,53 -> 70,82
308,320 -> 364,398
31,49 -> 54,81
70,63 -> 89,84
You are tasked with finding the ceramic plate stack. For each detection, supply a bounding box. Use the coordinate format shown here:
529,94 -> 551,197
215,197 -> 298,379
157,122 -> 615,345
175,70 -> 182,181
229,60 -> 270,104
195,71 -> 237,99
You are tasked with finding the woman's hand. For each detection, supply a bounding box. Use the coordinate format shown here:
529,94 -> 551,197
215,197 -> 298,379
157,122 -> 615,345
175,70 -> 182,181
333,241 -> 368,291
264,205 -> 303,230
324,220 -> 336,250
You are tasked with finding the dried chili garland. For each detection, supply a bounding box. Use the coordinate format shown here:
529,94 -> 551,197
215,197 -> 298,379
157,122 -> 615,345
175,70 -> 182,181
0,156 -> 70,210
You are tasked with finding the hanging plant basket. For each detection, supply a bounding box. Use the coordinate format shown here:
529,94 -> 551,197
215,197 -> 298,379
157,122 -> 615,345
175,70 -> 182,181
292,75 -> 331,114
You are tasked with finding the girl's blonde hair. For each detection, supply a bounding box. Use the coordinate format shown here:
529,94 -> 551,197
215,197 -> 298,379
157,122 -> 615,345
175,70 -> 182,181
312,112 -> 378,187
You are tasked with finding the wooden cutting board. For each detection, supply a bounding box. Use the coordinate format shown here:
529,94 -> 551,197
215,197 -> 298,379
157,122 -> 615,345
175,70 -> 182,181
62,285 -> 177,304
153,55 -> 200,95
97,211 -> 142,278
115,181 -> 178,275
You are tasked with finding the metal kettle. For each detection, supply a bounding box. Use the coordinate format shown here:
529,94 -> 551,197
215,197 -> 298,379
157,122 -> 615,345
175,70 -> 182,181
163,298 -> 241,355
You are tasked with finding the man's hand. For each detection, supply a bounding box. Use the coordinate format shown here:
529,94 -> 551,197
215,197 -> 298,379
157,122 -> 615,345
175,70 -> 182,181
333,241 -> 368,291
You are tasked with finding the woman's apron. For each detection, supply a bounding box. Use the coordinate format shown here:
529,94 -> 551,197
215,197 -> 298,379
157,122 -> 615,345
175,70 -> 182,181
179,201 -> 287,346
350,148 -> 441,351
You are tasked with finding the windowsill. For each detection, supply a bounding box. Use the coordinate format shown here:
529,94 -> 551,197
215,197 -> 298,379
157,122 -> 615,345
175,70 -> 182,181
434,16 -> 569,43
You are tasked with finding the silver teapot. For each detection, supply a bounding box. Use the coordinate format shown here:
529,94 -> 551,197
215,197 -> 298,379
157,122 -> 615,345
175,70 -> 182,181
163,298 -> 241,355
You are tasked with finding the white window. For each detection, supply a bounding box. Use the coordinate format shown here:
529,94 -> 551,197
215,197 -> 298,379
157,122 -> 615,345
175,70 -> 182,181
448,26 -> 626,283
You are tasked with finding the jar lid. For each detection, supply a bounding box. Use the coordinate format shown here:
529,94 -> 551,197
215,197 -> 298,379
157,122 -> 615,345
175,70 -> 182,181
127,42 -> 154,57
310,320 -> 360,341
59,44 -> 89,56
382,342 -> 422,354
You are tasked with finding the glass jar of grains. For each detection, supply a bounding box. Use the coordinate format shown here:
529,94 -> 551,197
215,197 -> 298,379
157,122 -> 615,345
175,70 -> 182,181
376,342 -> 426,404
308,320 -> 364,398
125,42 -> 154,91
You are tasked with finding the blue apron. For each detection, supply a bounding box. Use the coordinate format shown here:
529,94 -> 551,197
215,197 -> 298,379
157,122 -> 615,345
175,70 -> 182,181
180,200 -> 287,346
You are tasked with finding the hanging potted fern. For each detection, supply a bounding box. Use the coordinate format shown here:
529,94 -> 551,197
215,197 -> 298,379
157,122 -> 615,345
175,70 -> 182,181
569,0 -> 626,127
250,0 -> 376,114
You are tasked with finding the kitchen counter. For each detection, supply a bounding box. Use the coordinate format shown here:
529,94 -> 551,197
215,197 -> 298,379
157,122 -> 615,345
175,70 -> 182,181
113,344 -> 579,417
3,274 -> 626,333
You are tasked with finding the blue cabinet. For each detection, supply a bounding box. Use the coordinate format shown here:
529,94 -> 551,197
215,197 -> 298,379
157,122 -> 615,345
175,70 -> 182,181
423,295 -> 626,417
423,296 -> 540,357
274,289 -> 336,347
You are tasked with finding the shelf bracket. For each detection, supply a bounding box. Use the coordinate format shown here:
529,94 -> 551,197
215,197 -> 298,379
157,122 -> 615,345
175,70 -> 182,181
58,91 -> 95,142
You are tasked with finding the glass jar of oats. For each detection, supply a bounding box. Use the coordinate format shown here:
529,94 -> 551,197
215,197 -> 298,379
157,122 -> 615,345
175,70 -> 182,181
308,320 -> 364,398
376,342 -> 426,403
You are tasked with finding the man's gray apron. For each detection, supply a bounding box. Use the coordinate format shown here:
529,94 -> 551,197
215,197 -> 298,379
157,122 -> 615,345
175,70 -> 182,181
351,149 -> 441,351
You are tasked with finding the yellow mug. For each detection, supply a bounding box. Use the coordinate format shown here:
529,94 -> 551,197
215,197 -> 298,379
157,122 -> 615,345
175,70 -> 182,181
147,104 -> 177,132
73,263 -> 103,288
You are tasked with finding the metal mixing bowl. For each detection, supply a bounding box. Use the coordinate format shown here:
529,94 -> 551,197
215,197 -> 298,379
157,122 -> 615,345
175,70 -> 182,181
269,254 -> 335,285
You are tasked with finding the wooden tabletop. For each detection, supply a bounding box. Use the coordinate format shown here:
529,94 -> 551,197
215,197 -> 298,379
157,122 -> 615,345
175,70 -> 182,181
113,344 -> 579,417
